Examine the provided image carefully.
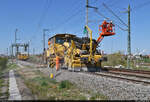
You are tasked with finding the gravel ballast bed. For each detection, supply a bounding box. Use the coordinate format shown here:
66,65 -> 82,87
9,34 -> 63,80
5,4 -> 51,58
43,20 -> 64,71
43,69 -> 150,100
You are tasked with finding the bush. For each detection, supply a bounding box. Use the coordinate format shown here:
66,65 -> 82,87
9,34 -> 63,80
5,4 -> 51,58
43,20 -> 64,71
41,81 -> 48,87
58,80 -> 73,89
102,51 -> 126,67
0,57 -> 8,71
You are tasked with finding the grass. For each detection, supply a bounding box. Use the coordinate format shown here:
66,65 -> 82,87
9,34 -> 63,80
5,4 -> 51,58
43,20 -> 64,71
0,57 -> 8,97
132,66 -> 150,71
3,63 -> 19,73
142,58 -> 150,63
0,57 -> 19,98
0,73 -> 9,98
18,70 -> 96,100
0,57 -> 8,71
102,51 -> 127,67
102,52 -> 150,72
0,79 -> 4,96
0,79 -> 4,87
24,76 -> 88,100
58,80 -> 73,89
90,93 -> 108,100
7,63 -> 18,69
16,65 -> 108,100
0,58 -> 21,99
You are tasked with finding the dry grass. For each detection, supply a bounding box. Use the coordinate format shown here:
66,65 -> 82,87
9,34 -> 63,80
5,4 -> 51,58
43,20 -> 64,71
23,71 -> 87,100
16,65 -> 108,100
17,68 -> 108,100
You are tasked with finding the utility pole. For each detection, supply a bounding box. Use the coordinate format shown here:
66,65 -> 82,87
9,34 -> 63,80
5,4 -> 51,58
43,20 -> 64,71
43,29 -> 49,52
102,3 -> 132,69
15,29 -> 18,57
86,0 -> 89,38
6,48 -> 8,57
9,46 -> 11,56
15,29 -> 18,44
9,46 -> 13,63
43,29 -> 49,64
28,41 -> 30,56
33,48 -> 35,55
127,5 -> 131,69
11,45 -> 13,57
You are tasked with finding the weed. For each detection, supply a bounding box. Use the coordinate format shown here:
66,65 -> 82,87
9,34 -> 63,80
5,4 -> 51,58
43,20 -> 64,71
0,79 -> 4,88
41,81 -> 48,87
32,76 -> 57,85
5,63 -> 19,73
20,69 -> 106,100
77,95 -> 87,100
0,57 -> 8,71
47,96 -> 56,100
90,93 -> 108,100
58,80 -> 73,89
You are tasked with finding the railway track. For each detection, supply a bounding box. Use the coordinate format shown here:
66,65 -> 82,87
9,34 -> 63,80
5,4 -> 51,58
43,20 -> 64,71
104,71 -> 150,79
81,72 -> 150,85
18,60 -> 150,85
81,68 -> 150,85
102,67 -> 150,75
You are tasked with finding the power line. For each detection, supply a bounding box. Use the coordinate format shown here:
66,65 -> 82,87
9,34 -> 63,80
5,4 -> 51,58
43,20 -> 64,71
131,0 -> 150,11
38,0 -> 52,29
29,0 -> 52,46
30,0 -> 82,52
52,5 -> 84,32
89,0 -> 126,27
103,3 -> 128,27
58,0 -> 83,21
94,9 -> 127,31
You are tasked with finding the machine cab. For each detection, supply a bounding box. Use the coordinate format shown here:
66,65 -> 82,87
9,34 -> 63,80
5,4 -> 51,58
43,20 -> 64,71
48,34 -> 76,45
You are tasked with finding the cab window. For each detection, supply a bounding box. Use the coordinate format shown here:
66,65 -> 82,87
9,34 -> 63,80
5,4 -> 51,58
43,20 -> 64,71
55,37 -> 64,44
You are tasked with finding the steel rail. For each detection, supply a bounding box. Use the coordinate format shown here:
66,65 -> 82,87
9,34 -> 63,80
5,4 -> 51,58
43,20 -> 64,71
82,72 -> 150,85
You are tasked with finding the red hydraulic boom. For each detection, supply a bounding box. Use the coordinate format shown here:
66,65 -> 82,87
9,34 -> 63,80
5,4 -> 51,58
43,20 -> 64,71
97,20 -> 115,44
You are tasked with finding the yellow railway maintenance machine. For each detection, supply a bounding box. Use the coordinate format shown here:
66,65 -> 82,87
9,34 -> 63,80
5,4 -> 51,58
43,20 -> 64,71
11,43 -> 29,61
46,22 -> 115,72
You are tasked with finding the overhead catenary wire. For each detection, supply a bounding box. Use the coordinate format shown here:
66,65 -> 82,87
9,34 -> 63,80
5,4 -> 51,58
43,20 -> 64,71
25,0 -> 52,55
44,0 -> 84,36
102,3 -> 128,28
87,0 -> 127,30
29,0 -> 52,44
94,9 -> 127,31
131,0 -> 150,11
38,0 -> 52,29
52,5 -> 85,32
60,0 -> 83,18
29,0 -> 84,52
28,0 -> 86,54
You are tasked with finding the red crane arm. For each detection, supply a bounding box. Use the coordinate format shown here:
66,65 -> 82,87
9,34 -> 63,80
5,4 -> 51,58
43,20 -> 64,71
96,20 -> 115,45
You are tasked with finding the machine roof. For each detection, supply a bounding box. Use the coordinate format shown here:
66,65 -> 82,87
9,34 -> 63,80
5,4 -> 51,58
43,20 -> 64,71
48,33 -> 76,40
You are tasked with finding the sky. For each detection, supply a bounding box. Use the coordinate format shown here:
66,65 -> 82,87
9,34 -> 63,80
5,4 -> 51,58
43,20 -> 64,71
0,0 -> 150,55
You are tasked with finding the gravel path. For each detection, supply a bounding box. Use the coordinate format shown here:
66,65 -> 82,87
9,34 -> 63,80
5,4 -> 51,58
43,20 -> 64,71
9,70 -> 22,100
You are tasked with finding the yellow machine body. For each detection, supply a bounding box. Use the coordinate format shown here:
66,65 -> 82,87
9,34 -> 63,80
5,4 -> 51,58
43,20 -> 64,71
46,29 -> 104,71
17,53 -> 29,61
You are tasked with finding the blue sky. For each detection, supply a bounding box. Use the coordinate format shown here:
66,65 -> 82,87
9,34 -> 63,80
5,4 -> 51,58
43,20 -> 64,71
0,0 -> 150,55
